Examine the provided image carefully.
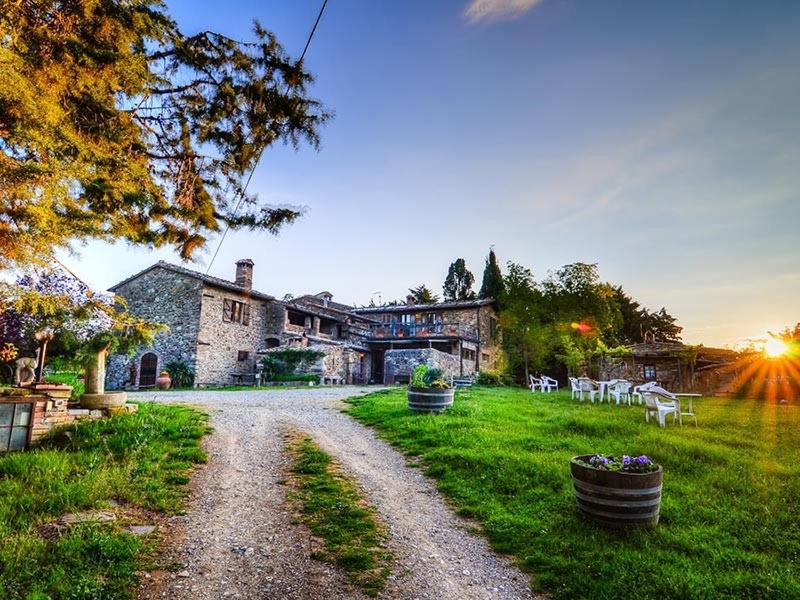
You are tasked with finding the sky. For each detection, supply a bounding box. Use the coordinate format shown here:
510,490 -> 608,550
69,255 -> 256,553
59,0 -> 800,348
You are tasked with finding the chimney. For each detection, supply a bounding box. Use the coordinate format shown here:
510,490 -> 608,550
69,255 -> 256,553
406,294 -> 416,306
235,259 -> 254,290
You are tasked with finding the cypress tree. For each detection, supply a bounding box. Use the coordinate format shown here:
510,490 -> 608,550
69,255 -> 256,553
479,248 -> 505,301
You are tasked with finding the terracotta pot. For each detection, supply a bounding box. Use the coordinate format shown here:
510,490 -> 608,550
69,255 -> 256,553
155,372 -> 171,390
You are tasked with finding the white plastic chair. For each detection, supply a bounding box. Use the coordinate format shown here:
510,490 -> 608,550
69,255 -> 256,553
568,377 -> 580,400
608,380 -> 632,405
632,381 -> 658,405
578,378 -> 596,402
529,375 -> 542,392
540,375 -> 559,392
642,386 -> 681,427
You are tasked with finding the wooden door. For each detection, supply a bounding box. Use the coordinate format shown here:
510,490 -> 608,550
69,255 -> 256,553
139,353 -> 158,387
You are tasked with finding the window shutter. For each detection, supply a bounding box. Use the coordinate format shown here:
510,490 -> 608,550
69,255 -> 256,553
223,299 -> 233,322
242,303 -> 251,326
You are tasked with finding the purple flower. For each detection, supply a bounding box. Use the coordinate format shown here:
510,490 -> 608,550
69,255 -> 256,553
635,455 -> 651,465
622,455 -> 632,466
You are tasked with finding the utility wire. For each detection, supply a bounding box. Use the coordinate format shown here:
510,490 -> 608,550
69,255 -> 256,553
206,0 -> 329,274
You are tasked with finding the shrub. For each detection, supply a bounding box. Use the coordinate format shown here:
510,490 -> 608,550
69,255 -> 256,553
261,348 -> 325,380
45,371 -> 85,399
476,370 -> 504,386
410,365 -> 450,389
411,364 -> 428,388
163,360 -> 194,388
423,367 -> 443,386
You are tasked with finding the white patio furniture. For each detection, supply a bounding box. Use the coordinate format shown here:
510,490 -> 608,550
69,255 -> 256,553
632,381 -> 658,405
568,377 -> 580,400
642,386 -> 681,427
608,380 -> 633,405
593,379 -> 617,403
540,375 -> 559,392
577,377 -> 596,402
529,375 -> 542,392
675,392 -> 700,426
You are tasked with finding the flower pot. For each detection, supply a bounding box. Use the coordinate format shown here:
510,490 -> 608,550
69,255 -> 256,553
155,372 -> 171,390
407,387 -> 454,413
570,455 -> 662,529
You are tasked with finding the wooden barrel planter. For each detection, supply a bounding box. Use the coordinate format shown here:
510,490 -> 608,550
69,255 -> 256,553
570,455 -> 663,529
407,387 -> 455,413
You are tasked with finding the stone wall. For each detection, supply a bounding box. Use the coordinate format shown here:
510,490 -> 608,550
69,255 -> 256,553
383,348 -> 460,384
1,387 -> 136,450
262,344 -> 371,385
194,284 -> 273,386
107,266 -> 204,390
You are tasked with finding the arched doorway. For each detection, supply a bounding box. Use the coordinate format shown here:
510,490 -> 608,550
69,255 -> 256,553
139,353 -> 158,387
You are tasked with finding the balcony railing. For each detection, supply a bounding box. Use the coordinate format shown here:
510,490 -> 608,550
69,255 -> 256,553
368,322 -> 477,340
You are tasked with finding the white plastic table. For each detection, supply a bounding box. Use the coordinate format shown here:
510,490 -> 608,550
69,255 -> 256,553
596,380 -> 616,403
675,393 -> 701,426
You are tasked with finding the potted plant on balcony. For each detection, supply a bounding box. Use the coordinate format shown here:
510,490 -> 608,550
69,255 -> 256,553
407,365 -> 454,413
570,454 -> 662,529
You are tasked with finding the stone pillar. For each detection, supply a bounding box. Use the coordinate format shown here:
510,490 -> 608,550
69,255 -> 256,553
311,316 -> 321,336
84,349 -> 107,395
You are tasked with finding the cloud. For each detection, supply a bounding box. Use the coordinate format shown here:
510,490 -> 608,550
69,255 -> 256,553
464,0 -> 543,23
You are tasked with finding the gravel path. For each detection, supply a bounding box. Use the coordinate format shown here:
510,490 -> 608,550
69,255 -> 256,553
135,387 -> 537,600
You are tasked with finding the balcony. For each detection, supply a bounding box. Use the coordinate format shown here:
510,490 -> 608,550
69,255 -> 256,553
368,322 -> 477,341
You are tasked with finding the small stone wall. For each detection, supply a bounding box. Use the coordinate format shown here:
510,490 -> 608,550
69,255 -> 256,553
1,386 -> 137,449
383,348 -> 460,385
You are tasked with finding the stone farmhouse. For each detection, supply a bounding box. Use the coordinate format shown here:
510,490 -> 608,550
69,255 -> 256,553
106,259 -> 499,389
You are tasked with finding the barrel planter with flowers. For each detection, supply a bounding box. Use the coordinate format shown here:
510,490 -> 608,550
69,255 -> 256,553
570,454 -> 662,529
407,364 -> 454,413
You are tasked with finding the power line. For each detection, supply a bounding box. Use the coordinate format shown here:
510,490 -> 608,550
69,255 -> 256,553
206,0 -> 329,274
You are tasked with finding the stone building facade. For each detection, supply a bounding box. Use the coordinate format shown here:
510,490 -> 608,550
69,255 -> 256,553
106,260 -> 500,388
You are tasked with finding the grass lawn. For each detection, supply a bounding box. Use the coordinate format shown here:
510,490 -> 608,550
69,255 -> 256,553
346,387 -> 800,600
0,403 -> 209,600
285,432 -> 391,597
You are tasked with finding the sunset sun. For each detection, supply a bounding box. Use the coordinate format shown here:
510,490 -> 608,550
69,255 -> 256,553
764,338 -> 788,358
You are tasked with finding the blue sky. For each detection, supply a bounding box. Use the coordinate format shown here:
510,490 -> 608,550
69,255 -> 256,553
62,0 -> 800,347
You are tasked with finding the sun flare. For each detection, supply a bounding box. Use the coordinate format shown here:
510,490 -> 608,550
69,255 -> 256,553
764,338 -> 788,358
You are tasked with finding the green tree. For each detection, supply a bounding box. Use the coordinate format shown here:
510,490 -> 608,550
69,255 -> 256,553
497,262 -> 551,381
443,258 -> 476,301
478,248 -> 505,301
0,1 -> 329,269
610,286 -> 682,343
408,284 -> 439,304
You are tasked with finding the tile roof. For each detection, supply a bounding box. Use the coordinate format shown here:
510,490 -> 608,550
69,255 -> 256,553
108,261 -> 275,301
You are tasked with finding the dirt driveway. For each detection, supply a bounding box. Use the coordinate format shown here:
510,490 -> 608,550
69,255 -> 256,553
135,387 -> 537,600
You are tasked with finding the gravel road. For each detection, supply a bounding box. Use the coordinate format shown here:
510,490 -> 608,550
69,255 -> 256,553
135,387 -> 537,600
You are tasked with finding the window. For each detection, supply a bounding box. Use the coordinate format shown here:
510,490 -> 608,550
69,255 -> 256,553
462,348 -> 476,361
422,312 -> 441,324
237,350 -> 250,362
223,299 -> 250,325
482,353 -> 490,363
287,310 -> 306,327
643,364 -> 657,380
0,402 -> 32,452
488,317 -> 497,338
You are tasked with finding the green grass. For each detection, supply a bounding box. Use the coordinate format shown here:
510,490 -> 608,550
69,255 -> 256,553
0,402 -> 210,600
286,433 -> 391,596
346,387 -> 800,600
45,371 -> 85,399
